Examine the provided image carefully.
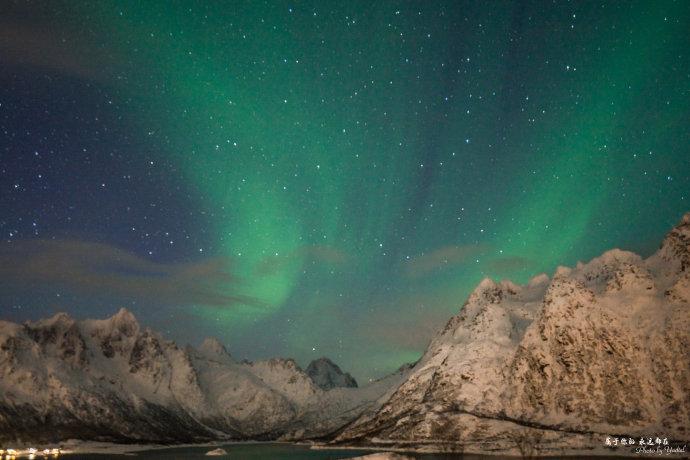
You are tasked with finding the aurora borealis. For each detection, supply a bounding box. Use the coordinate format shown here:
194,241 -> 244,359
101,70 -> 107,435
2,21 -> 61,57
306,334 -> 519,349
1,1 -> 689,381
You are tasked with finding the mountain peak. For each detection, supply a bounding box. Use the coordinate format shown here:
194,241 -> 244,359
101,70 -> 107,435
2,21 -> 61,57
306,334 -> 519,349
527,273 -> 550,288
681,211 -> 690,225
649,212 -> 690,276
198,337 -> 232,361
0,315 -> 402,446
28,311 -> 74,328
111,307 -> 136,322
464,277 -> 503,307
671,211 -> 690,242
23,312 -> 88,366
335,212 -> 690,452
108,307 -> 139,333
306,357 -> 357,390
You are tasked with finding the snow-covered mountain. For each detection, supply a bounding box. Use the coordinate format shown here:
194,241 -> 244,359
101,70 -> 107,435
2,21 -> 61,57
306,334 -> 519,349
0,309 -> 408,445
3,213 -> 688,453
306,357 -> 358,390
334,213 -> 690,455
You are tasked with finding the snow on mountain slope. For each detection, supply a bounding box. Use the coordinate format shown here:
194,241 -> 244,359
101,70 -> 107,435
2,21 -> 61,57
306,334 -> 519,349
245,358 -> 320,406
334,213 -> 690,455
282,363 -> 412,441
0,310 -> 403,444
0,310 -> 217,444
186,348 -> 297,438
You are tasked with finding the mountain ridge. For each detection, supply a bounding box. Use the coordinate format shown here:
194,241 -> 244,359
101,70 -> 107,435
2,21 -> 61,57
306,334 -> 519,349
1,213 -> 689,456
0,308 -> 408,444
332,212 -> 690,455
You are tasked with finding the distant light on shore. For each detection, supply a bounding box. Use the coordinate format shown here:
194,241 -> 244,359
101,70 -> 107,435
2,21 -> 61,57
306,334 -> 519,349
0,447 -> 60,459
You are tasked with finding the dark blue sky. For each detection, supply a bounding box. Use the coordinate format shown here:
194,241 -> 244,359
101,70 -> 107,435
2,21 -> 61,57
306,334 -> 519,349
1,1 -> 689,380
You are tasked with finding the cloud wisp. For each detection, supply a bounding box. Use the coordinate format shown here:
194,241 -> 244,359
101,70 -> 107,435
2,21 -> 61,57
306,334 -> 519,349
0,239 -> 256,308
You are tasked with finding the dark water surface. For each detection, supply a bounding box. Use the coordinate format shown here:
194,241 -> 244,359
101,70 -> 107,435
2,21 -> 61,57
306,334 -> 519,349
62,443 -> 467,459
63,443 -> 471,459
62,442 -> 633,459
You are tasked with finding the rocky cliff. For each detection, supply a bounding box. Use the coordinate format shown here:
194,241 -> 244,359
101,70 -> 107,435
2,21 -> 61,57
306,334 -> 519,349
333,213 -> 690,456
306,357 -> 358,390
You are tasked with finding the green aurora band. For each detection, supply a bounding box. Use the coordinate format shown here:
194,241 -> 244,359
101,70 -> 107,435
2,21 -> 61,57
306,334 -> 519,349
70,1 -> 689,379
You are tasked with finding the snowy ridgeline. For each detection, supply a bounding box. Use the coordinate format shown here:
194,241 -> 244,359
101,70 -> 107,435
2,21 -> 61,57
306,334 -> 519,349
333,213 -> 690,455
1,213 -> 689,454
0,309 -> 410,444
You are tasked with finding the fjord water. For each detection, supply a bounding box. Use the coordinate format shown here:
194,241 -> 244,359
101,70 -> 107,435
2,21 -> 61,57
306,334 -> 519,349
62,443 -> 624,459
62,443 -> 463,459
61,443 -> 454,458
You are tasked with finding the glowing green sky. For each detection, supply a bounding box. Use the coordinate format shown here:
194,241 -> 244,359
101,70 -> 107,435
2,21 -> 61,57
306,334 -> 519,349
2,1 -> 689,380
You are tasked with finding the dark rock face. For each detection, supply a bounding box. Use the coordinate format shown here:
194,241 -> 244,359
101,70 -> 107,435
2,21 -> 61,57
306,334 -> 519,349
657,213 -> 690,273
128,329 -> 166,380
306,357 -> 358,390
506,276 -> 649,426
24,314 -> 89,367
0,397 -> 217,444
95,308 -> 139,358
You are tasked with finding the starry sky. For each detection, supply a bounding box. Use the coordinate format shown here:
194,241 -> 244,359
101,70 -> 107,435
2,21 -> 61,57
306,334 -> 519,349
1,1 -> 689,381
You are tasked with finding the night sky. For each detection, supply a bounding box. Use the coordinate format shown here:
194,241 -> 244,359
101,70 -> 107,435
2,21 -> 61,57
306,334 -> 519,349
1,1 -> 689,381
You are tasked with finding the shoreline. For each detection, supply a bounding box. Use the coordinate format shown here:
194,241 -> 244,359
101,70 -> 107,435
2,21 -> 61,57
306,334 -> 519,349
49,438 -> 652,458
57,439 -> 290,456
3,435 -> 676,458
308,441 -> 644,458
